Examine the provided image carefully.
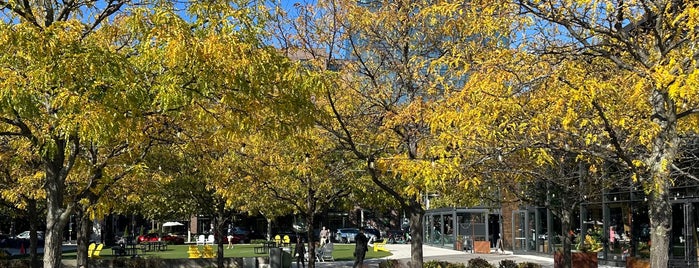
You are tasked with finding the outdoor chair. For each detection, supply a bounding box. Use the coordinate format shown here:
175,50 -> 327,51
373,240 -> 388,252
87,243 -> 96,258
196,235 -> 206,246
187,245 -> 201,258
206,234 -> 215,245
274,235 -> 281,246
202,245 -> 216,258
282,235 -> 291,247
92,244 -> 104,258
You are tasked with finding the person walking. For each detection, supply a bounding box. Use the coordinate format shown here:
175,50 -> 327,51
353,228 -> 369,268
320,226 -> 330,246
295,239 -> 306,268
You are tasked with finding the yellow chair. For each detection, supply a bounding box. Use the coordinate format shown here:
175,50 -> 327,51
187,245 -> 201,258
87,243 -> 96,258
92,244 -> 104,258
283,235 -> 291,246
202,245 -> 216,258
373,240 -> 388,252
274,235 -> 282,246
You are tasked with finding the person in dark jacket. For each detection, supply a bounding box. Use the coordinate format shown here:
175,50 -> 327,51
353,228 -> 369,268
295,238 -> 306,268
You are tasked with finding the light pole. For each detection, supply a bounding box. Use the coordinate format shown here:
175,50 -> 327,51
366,157 -> 374,228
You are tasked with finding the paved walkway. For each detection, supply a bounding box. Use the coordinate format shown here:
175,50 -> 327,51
310,244 -> 556,268
310,244 -> 621,268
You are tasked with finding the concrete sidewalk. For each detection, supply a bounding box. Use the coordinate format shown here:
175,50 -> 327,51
311,244 -> 556,268
311,244 -> 620,268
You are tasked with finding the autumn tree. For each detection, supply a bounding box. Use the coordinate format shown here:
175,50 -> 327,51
0,137 -> 45,267
328,1 -> 518,266
0,1 -> 315,267
269,1 -> 521,265
227,129 -> 357,268
511,1 -> 699,266
0,1 -> 169,266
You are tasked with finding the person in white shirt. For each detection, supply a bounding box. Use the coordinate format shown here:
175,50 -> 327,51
319,226 -> 330,246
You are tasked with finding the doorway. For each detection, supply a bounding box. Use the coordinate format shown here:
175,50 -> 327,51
512,210 -> 535,252
489,214 -> 500,248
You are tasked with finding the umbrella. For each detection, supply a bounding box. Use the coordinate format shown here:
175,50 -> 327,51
163,221 -> 184,227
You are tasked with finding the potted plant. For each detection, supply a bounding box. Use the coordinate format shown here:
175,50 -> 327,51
577,233 -> 603,253
455,236 -> 464,251
555,234 -> 601,268
626,242 -> 650,268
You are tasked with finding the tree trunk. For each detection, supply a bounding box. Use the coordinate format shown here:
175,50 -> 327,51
216,203 -> 225,268
407,200 -> 424,268
267,217 -> 272,241
306,178 -> 317,268
306,213 -> 316,268
647,90 -> 678,268
76,210 -> 92,268
560,209 -> 573,268
44,171 -> 72,268
649,180 -> 671,268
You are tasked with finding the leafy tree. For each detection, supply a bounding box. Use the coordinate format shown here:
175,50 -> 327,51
231,130 -> 355,267
0,137 -> 44,267
0,1 -> 165,266
511,1 -> 699,266
0,1 -> 306,267
268,1 -> 518,267
127,2 -> 322,266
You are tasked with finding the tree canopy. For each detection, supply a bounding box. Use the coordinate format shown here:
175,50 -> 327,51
2,1 -> 698,268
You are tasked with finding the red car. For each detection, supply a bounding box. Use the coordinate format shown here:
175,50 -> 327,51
222,234 -> 244,244
137,233 -> 185,244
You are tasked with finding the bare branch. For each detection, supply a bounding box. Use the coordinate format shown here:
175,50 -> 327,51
672,164 -> 699,182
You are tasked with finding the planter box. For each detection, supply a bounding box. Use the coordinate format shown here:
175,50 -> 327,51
455,241 -> 463,251
626,257 -> 650,268
473,241 -> 490,254
554,251 -> 598,268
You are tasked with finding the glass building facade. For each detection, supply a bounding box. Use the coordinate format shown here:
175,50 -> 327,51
423,207 -> 501,252
424,183 -> 699,267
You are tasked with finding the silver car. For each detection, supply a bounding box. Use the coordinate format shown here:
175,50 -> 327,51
15,231 -> 44,240
335,228 -> 359,243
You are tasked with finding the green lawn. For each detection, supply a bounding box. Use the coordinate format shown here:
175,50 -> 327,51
62,243 -> 392,261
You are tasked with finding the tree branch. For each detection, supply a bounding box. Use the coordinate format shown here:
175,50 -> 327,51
672,164 -> 699,182
591,100 -> 635,168
81,0 -> 127,39
0,0 -> 41,28
677,108 -> 699,119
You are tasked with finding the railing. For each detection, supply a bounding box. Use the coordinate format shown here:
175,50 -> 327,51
669,258 -> 699,268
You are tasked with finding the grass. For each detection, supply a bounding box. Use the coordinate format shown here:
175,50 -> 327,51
61,243 -> 392,261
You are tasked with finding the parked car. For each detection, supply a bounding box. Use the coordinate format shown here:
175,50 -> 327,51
8,231 -> 45,247
14,231 -> 44,240
335,228 -> 359,244
222,234 -> 244,244
137,233 -> 185,244
229,227 -> 251,243
364,228 -> 381,241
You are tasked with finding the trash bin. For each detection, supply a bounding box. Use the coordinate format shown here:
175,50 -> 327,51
269,247 -> 292,268
281,247 -> 292,268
